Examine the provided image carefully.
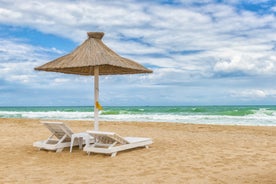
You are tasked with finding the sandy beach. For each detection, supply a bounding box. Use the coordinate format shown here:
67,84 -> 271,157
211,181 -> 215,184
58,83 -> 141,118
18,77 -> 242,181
0,118 -> 275,183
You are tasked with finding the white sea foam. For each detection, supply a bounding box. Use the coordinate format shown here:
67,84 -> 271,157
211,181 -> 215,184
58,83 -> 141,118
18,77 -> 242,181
0,107 -> 275,126
0,111 -> 93,120
100,114 -> 276,126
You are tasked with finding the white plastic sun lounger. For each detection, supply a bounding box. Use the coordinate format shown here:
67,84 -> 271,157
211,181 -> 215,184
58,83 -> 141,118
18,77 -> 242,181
83,131 -> 153,157
33,121 -> 87,152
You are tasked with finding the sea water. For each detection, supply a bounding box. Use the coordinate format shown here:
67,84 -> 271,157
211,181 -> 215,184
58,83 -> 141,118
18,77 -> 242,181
0,106 -> 275,126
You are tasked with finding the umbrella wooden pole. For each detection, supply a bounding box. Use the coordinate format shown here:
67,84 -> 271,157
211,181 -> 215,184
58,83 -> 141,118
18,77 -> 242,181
94,66 -> 99,131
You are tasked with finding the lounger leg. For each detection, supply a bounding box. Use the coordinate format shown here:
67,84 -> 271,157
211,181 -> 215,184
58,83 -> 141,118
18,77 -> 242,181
56,148 -> 63,152
145,145 -> 149,149
111,152 -> 117,157
78,137 -> 83,150
70,136 -> 76,153
56,134 -> 67,153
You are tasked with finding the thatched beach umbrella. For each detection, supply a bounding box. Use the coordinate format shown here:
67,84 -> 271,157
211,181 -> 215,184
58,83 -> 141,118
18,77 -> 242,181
35,32 -> 152,130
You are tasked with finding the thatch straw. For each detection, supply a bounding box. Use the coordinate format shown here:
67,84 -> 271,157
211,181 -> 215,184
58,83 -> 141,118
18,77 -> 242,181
35,32 -> 152,76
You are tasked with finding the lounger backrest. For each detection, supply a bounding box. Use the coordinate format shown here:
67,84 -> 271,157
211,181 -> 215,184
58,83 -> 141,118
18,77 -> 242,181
42,121 -> 74,142
87,131 -> 129,144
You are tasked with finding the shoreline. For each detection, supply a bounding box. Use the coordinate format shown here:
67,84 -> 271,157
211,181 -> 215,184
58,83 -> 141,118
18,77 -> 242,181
2,117 -> 276,127
0,118 -> 275,183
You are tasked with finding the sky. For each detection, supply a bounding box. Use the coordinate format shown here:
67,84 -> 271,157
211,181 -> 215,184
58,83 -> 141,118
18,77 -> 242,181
0,0 -> 276,106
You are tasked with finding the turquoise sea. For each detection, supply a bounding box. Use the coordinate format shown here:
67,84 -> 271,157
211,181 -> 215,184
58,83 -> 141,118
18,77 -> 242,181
0,106 -> 276,126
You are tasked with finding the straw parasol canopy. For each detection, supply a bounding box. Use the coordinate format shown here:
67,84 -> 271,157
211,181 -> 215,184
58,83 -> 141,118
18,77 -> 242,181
35,32 -> 152,130
35,32 -> 152,75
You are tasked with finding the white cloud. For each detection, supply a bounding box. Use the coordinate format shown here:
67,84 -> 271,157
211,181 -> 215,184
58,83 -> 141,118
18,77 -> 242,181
0,1 -> 275,63
230,89 -> 273,99
0,39 -> 63,62
0,38 -> 66,87
0,61 -> 40,84
214,54 -> 276,75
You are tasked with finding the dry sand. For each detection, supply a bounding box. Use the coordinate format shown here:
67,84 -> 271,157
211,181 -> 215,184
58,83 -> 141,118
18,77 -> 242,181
0,118 -> 275,184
